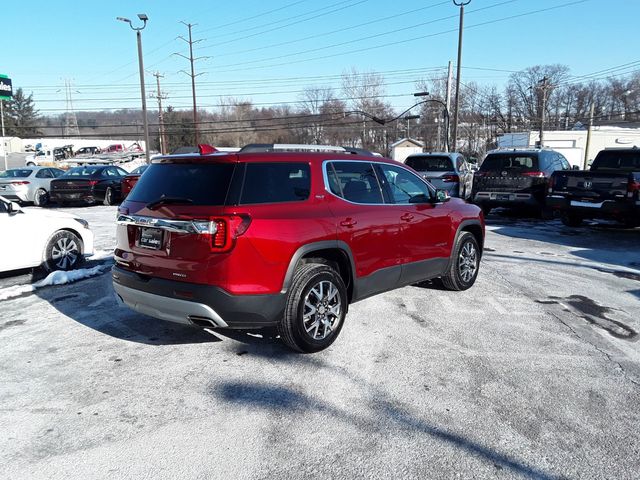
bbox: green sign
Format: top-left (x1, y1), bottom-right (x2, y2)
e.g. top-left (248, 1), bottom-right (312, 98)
top-left (0, 74), bottom-right (12, 100)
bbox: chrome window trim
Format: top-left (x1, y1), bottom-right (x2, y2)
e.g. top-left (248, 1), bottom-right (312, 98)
top-left (321, 159), bottom-right (435, 206)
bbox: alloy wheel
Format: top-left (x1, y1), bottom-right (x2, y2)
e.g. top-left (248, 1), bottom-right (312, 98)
top-left (302, 280), bottom-right (342, 340)
top-left (51, 236), bottom-right (79, 270)
top-left (458, 241), bottom-right (478, 283)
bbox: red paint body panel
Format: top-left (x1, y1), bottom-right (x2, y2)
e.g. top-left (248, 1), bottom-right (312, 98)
top-left (114, 152), bottom-right (484, 297)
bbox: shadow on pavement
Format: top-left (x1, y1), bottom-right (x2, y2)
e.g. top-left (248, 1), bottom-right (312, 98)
top-left (485, 212), bottom-right (640, 272)
top-left (33, 268), bottom-right (221, 345)
top-left (213, 351), bottom-right (558, 480)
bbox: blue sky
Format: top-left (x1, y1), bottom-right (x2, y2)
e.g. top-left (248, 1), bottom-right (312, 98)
top-left (3, 0), bottom-right (638, 115)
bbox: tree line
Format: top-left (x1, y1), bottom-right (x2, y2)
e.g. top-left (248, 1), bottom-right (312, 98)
top-left (3, 64), bottom-right (639, 157)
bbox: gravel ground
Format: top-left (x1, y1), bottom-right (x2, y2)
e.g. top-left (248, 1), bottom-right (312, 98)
top-left (0, 207), bottom-right (639, 479)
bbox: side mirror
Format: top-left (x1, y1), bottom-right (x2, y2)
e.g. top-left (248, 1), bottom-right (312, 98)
top-left (572, 165), bottom-right (580, 170)
top-left (435, 189), bottom-right (450, 203)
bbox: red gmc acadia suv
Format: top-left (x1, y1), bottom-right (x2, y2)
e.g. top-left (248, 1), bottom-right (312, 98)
top-left (112, 147), bottom-right (485, 352)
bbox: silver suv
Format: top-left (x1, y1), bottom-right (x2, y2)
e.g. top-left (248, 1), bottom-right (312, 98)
top-left (404, 152), bottom-right (473, 200)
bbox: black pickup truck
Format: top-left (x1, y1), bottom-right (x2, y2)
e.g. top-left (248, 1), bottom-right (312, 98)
top-left (547, 148), bottom-right (640, 227)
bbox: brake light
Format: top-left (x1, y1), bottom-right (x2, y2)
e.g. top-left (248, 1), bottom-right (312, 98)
top-left (628, 179), bottom-right (640, 197)
top-left (442, 174), bottom-right (460, 183)
top-left (210, 214), bottom-right (251, 252)
top-left (10, 181), bottom-right (30, 185)
top-left (547, 175), bottom-right (555, 193)
top-left (88, 180), bottom-right (99, 186)
top-left (522, 171), bottom-right (545, 178)
top-left (198, 144), bottom-right (218, 155)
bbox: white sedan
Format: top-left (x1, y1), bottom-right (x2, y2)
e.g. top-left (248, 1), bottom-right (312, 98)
top-left (0, 196), bottom-right (95, 273)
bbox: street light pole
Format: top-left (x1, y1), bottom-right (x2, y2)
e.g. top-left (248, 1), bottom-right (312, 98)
top-left (414, 92), bottom-right (450, 152)
top-left (118, 14), bottom-right (151, 164)
top-left (452, 0), bottom-right (470, 153)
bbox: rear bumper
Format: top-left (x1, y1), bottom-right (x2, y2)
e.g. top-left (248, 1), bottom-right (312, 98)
top-left (473, 191), bottom-right (541, 208)
top-left (547, 195), bottom-right (639, 218)
top-left (51, 190), bottom-right (96, 204)
top-left (111, 265), bottom-right (286, 329)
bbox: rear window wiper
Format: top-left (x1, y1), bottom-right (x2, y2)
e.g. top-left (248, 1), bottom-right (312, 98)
top-left (146, 196), bottom-right (194, 210)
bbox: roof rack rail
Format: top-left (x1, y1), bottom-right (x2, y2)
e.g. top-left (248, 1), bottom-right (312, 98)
top-left (239, 143), bottom-right (375, 155)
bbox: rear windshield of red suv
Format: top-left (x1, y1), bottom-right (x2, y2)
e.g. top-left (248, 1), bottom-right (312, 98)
top-left (480, 154), bottom-right (539, 172)
top-left (406, 156), bottom-right (454, 172)
top-left (127, 163), bottom-right (235, 205)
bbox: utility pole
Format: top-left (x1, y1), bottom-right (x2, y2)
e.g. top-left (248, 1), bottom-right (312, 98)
top-left (445, 61), bottom-right (453, 152)
top-left (452, 0), bottom-right (471, 152)
top-left (584, 102), bottom-right (595, 170)
top-left (1, 100), bottom-right (6, 171)
top-left (150, 72), bottom-right (168, 154)
top-left (176, 22), bottom-right (208, 145)
top-left (538, 76), bottom-right (550, 147)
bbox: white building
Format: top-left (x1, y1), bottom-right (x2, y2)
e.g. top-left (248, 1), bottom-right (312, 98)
top-left (497, 127), bottom-right (640, 168)
top-left (390, 138), bottom-right (424, 163)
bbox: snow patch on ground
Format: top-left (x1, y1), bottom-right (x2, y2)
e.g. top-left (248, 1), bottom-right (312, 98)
top-left (88, 249), bottom-right (114, 261)
top-left (0, 265), bottom-right (110, 302)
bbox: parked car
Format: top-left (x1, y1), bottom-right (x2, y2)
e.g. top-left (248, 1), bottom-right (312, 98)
top-left (404, 152), bottom-right (473, 200)
top-left (50, 165), bottom-right (128, 206)
top-left (0, 167), bottom-right (66, 206)
top-left (547, 147), bottom-right (640, 227)
top-left (75, 146), bottom-right (101, 156)
top-left (112, 147), bottom-right (485, 353)
top-left (0, 195), bottom-right (94, 272)
top-left (120, 165), bottom-right (149, 199)
top-left (25, 149), bottom-right (55, 166)
top-left (472, 148), bottom-right (571, 215)
top-left (104, 144), bottom-right (125, 153)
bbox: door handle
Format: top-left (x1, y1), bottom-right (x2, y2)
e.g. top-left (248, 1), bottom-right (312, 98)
top-left (340, 218), bottom-right (357, 228)
top-left (400, 213), bottom-right (414, 221)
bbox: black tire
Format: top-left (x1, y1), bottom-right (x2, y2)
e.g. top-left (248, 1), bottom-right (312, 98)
top-left (561, 212), bottom-right (582, 227)
top-left (43, 230), bottom-right (84, 272)
top-left (540, 206), bottom-right (554, 220)
top-left (278, 263), bottom-right (348, 353)
top-left (481, 205), bottom-right (492, 216)
top-left (26, 162), bottom-right (36, 166)
top-left (103, 187), bottom-right (115, 206)
top-left (441, 231), bottom-right (481, 291)
top-left (33, 188), bottom-right (49, 207)
top-left (621, 217), bottom-right (640, 229)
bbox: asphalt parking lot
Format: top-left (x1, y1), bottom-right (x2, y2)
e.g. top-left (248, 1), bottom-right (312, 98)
top-left (1, 206), bottom-right (639, 479)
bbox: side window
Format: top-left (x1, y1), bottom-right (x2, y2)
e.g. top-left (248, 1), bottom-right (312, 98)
top-left (35, 169), bottom-right (52, 178)
top-left (559, 154), bottom-right (571, 170)
top-left (456, 157), bottom-right (464, 172)
top-left (327, 161), bottom-right (383, 204)
top-left (51, 168), bottom-right (65, 177)
top-left (116, 167), bottom-right (128, 176)
top-left (0, 200), bottom-right (7, 213)
top-left (378, 164), bottom-right (432, 204)
top-left (240, 162), bottom-right (310, 204)
top-left (106, 167), bottom-right (119, 177)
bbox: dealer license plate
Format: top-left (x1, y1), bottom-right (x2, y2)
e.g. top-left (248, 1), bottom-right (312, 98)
top-left (138, 227), bottom-right (163, 249)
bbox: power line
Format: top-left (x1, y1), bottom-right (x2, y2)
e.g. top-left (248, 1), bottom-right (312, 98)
top-left (205, 0), bottom-right (588, 75)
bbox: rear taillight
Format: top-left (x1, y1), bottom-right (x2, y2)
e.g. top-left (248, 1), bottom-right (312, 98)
top-left (88, 180), bottom-right (99, 186)
top-left (521, 171), bottom-right (545, 178)
top-left (442, 174), bottom-right (460, 183)
top-left (209, 214), bottom-right (251, 253)
top-left (10, 181), bottom-right (30, 185)
top-left (628, 179), bottom-right (640, 197)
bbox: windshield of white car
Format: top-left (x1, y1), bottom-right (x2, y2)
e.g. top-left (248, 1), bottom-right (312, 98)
top-left (0, 169), bottom-right (33, 178)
